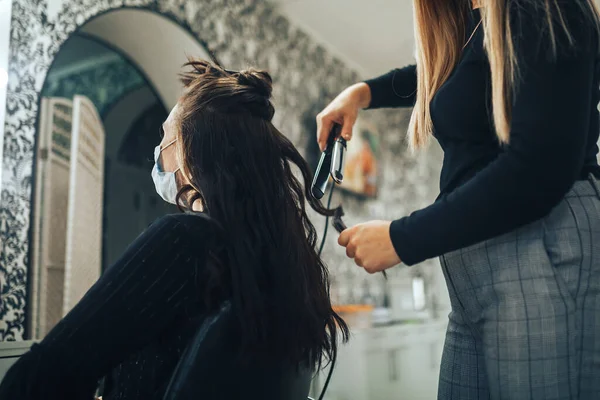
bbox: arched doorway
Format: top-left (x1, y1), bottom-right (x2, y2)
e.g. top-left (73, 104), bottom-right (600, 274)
top-left (1, 6), bottom-right (214, 341)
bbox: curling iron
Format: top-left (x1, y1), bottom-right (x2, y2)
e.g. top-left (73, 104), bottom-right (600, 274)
top-left (311, 124), bottom-right (347, 200)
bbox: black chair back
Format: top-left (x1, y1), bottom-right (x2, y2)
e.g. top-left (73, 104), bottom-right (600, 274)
top-left (163, 302), bottom-right (313, 400)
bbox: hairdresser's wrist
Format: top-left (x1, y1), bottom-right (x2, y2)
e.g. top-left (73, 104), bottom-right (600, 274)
top-left (350, 82), bottom-right (372, 110)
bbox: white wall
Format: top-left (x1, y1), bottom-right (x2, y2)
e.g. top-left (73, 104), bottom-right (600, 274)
top-left (0, 0), bottom-right (12, 196)
top-left (271, 0), bottom-right (415, 78)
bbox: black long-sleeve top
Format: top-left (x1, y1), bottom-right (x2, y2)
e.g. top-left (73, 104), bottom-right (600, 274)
top-left (0, 213), bottom-right (213, 400)
top-left (365, 3), bottom-right (600, 266)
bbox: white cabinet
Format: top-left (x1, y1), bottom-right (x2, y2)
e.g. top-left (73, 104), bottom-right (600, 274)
top-left (400, 342), bottom-right (439, 399)
top-left (368, 334), bottom-right (441, 399)
top-left (366, 348), bottom-right (395, 399)
top-left (313, 321), bottom-right (447, 400)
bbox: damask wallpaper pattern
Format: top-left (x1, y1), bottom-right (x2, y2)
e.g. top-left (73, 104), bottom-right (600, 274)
top-left (0, 0), bottom-right (442, 340)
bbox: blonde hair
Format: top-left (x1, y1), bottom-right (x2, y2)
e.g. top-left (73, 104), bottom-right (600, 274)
top-left (409, 0), bottom-right (600, 150)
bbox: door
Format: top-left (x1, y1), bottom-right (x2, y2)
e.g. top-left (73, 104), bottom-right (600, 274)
top-left (62, 95), bottom-right (105, 315)
top-left (30, 97), bottom-right (74, 338)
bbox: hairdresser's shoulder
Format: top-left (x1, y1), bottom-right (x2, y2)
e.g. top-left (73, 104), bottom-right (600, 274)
top-left (510, 0), bottom-right (597, 55)
top-left (510, 0), bottom-right (595, 25)
top-left (510, 0), bottom-right (588, 11)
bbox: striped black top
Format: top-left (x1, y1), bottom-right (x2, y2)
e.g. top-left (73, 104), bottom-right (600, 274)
top-left (0, 213), bottom-right (212, 400)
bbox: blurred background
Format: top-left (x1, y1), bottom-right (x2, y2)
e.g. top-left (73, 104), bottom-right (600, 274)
top-left (0, 0), bottom-right (598, 399)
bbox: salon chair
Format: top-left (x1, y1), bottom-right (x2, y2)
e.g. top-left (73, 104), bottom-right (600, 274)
top-left (163, 301), bottom-right (315, 400)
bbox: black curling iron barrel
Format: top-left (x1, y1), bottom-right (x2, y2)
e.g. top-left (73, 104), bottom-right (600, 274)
top-left (311, 124), bottom-right (346, 199)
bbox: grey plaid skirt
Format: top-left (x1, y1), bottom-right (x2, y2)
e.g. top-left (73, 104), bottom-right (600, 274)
top-left (438, 175), bottom-right (600, 400)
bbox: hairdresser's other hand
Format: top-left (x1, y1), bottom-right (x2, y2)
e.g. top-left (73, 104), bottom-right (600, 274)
top-left (338, 220), bottom-right (401, 273)
top-left (316, 83), bottom-right (372, 151)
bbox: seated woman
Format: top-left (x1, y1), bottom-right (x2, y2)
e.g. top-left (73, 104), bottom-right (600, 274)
top-left (0, 59), bottom-right (349, 400)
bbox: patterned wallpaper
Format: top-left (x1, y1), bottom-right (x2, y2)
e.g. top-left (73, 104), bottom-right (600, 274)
top-left (0, 0), bottom-right (443, 340)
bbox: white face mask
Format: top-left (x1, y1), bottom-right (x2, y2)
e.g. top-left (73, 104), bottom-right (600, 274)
top-left (151, 144), bottom-right (180, 205)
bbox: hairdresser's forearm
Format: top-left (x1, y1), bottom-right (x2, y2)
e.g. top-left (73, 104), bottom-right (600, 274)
top-left (350, 82), bottom-right (372, 109)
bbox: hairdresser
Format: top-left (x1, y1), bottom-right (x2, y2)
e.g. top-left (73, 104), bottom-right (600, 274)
top-left (0, 59), bottom-right (348, 400)
top-left (317, 0), bottom-right (600, 398)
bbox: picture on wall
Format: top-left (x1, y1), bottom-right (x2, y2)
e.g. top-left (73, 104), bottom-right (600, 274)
top-left (303, 104), bottom-right (380, 199)
top-left (337, 118), bottom-right (380, 198)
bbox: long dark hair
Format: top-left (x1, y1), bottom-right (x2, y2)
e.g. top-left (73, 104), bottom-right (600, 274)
top-left (174, 58), bottom-right (349, 369)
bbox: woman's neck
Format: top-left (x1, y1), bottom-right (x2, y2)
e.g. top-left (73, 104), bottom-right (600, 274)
top-left (472, 0), bottom-right (482, 9)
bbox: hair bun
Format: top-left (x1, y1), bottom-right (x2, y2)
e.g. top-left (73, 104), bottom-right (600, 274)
top-left (237, 69), bottom-right (273, 100)
top-left (235, 69), bottom-right (274, 121)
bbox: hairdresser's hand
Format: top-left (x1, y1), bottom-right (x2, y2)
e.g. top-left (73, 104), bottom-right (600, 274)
top-left (316, 83), bottom-right (372, 151)
top-left (338, 220), bottom-right (401, 273)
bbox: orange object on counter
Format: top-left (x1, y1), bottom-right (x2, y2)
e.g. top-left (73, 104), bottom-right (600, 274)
top-left (333, 304), bottom-right (374, 329)
top-left (333, 304), bottom-right (374, 314)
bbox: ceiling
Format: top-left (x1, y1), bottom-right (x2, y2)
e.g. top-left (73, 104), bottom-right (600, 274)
top-left (82, 9), bottom-right (211, 109)
top-left (272, 0), bottom-right (600, 79)
top-left (270, 0), bottom-right (416, 79)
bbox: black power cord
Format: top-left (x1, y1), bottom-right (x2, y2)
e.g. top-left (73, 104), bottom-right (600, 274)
top-left (316, 183), bottom-right (336, 400)
top-left (317, 182), bottom-right (336, 256)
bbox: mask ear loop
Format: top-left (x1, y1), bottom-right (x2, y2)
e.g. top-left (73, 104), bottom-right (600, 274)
top-left (156, 138), bottom-right (179, 172)
top-left (160, 138), bottom-right (178, 151)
